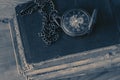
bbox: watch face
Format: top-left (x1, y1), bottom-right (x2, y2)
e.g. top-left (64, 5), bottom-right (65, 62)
top-left (61, 9), bottom-right (90, 36)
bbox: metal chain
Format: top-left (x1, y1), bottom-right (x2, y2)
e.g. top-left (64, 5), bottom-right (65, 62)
top-left (40, 11), bottom-right (60, 45)
top-left (35, 0), bottom-right (61, 45)
top-left (20, 0), bottom-right (61, 45)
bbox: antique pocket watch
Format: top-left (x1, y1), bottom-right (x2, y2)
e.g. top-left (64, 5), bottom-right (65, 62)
top-left (61, 9), bottom-right (97, 37)
top-left (20, 0), bottom-right (97, 45)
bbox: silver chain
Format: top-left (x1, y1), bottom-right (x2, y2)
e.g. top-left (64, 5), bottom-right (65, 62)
top-left (20, 0), bottom-right (61, 45)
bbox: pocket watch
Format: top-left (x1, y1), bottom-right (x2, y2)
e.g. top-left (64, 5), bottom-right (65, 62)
top-left (61, 9), bottom-right (97, 37)
top-left (20, 0), bottom-right (97, 45)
